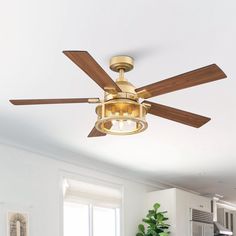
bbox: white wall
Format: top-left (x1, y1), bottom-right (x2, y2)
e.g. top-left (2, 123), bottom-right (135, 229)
top-left (0, 143), bottom-right (159, 236)
top-left (146, 188), bottom-right (177, 235)
top-left (146, 188), bottom-right (211, 236)
top-left (175, 189), bottom-right (211, 236)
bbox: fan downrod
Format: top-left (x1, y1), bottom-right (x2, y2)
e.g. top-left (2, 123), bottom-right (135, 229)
top-left (109, 56), bottom-right (134, 73)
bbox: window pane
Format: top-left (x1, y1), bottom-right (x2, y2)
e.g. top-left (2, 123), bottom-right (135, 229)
top-left (93, 206), bottom-right (117, 236)
top-left (64, 202), bottom-right (89, 236)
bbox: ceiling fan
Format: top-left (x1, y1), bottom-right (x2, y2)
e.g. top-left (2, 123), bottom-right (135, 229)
top-left (10, 51), bottom-right (227, 137)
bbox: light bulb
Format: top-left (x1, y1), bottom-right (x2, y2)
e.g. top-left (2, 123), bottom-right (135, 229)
top-left (119, 120), bottom-right (124, 130)
top-left (112, 119), bottom-right (117, 125)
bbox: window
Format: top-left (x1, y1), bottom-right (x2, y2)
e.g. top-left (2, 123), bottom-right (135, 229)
top-left (64, 203), bottom-right (89, 236)
top-left (63, 178), bottom-right (122, 236)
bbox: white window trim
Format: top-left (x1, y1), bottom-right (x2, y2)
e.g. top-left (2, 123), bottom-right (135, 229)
top-left (89, 204), bottom-right (93, 236)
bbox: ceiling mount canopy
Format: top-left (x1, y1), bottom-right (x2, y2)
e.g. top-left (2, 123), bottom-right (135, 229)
top-left (10, 50), bottom-right (227, 137)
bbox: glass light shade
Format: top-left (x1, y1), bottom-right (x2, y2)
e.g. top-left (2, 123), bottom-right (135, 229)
top-left (95, 99), bottom-right (148, 135)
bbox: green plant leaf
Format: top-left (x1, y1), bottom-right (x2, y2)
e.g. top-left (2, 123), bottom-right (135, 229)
top-left (138, 224), bottom-right (145, 233)
top-left (137, 202), bottom-right (170, 236)
top-left (157, 213), bottom-right (164, 220)
top-left (159, 233), bottom-right (169, 236)
top-left (136, 233), bottom-right (144, 236)
top-left (159, 211), bottom-right (167, 214)
top-left (147, 212), bottom-right (155, 218)
top-left (147, 210), bottom-right (155, 217)
top-left (143, 219), bottom-right (156, 227)
top-left (153, 203), bottom-right (160, 210)
top-left (150, 229), bottom-right (158, 236)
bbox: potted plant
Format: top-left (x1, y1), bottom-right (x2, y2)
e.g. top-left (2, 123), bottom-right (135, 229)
top-left (136, 203), bottom-right (170, 236)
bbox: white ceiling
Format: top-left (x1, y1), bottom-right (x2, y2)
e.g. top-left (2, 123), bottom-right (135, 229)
top-left (1, 0), bottom-right (236, 202)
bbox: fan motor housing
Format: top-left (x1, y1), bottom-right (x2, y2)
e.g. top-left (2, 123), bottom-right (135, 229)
top-left (105, 80), bottom-right (138, 101)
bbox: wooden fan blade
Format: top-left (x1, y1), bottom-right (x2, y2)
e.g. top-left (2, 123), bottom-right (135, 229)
top-left (87, 122), bottom-right (112, 137)
top-left (10, 98), bottom-right (100, 105)
top-left (143, 100), bottom-right (211, 128)
top-left (63, 51), bottom-right (121, 93)
top-left (136, 64), bottom-right (227, 98)
top-left (88, 127), bottom-right (107, 137)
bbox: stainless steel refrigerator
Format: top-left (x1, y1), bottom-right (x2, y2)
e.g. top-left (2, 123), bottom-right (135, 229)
top-left (191, 221), bottom-right (214, 236)
top-left (190, 209), bottom-right (214, 236)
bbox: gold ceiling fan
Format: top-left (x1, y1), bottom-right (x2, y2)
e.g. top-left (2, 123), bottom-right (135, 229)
top-left (10, 51), bottom-right (227, 137)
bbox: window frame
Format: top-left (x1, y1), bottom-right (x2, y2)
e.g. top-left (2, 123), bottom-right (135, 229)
top-left (64, 201), bottom-right (120, 236)
top-left (60, 171), bottom-right (124, 236)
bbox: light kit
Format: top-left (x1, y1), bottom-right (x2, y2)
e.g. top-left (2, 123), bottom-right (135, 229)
top-left (95, 99), bottom-right (148, 135)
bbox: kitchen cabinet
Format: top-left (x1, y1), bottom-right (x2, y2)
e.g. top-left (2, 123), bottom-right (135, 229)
top-left (145, 188), bottom-right (212, 236)
top-left (217, 208), bottom-right (236, 235)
